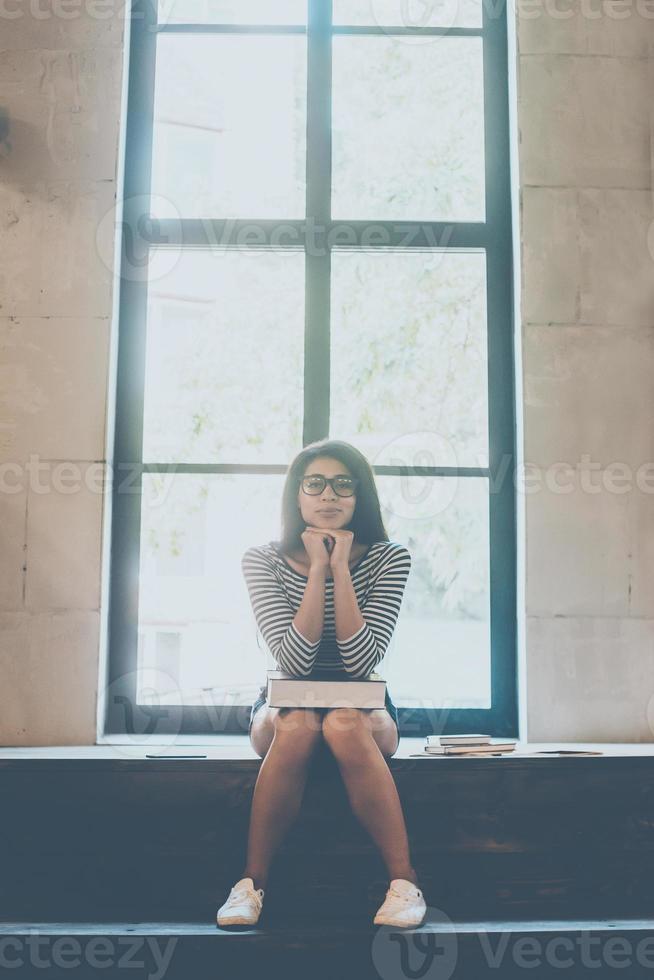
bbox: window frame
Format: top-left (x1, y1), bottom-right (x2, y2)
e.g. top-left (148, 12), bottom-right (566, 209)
top-left (105, 0), bottom-right (517, 738)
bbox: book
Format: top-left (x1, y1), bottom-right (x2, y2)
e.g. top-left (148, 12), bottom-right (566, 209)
top-left (427, 733), bottom-right (491, 746)
top-left (424, 740), bottom-right (517, 755)
top-left (266, 669), bottom-right (386, 709)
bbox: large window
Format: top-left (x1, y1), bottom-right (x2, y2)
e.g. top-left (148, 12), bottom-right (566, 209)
top-left (105, 0), bottom-right (517, 738)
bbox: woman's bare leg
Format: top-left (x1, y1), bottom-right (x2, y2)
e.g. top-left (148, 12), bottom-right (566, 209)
top-left (321, 707), bottom-right (418, 885)
top-left (242, 706), bottom-right (324, 891)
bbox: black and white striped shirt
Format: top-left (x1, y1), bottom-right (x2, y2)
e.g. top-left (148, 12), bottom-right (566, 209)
top-left (241, 540), bottom-right (412, 679)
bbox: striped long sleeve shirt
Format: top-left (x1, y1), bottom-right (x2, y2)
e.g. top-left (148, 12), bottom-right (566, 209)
top-left (241, 540), bottom-right (412, 679)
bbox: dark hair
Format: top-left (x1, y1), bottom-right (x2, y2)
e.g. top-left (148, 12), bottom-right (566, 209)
top-left (273, 439), bottom-right (389, 554)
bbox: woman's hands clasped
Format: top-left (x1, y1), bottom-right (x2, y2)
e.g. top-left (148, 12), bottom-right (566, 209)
top-left (301, 526), bottom-right (354, 572)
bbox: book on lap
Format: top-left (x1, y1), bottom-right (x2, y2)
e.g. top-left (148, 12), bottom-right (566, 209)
top-left (266, 669), bottom-right (386, 709)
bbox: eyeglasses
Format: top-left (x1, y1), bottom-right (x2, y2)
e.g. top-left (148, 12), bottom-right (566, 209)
top-left (300, 474), bottom-right (358, 497)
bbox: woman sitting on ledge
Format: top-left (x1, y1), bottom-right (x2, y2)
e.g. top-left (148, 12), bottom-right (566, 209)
top-left (216, 437), bottom-right (427, 930)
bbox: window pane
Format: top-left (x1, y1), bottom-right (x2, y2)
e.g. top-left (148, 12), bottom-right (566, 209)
top-left (330, 249), bottom-right (488, 468)
top-left (377, 474), bottom-right (491, 710)
top-left (333, 0), bottom-right (482, 29)
top-left (142, 249), bottom-right (305, 464)
top-left (151, 35), bottom-right (307, 219)
top-left (137, 473), bottom-right (286, 710)
top-left (136, 472), bottom-right (490, 711)
top-left (332, 36), bottom-right (485, 221)
top-left (159, 0), bottom-right (307, 24)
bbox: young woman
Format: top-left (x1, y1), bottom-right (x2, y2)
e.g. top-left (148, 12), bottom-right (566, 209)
top-left (216, 439), bottom-right (426, 929)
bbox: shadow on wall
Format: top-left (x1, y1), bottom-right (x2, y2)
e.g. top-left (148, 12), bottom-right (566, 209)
top-left (0, 107), bottom-right (60, 190)
top-left (0, 106), bottom-right (8, 146)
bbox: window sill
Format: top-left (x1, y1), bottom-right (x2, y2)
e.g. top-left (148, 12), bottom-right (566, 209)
top-left (1, 739), bottom-right (654, 767)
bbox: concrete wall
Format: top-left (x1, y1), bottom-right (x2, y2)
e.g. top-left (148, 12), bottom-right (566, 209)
top-left (517, 0), bottom-right (654, 738)
top-left (0, 2), bottom-right (652, 744)
top-left (0, 11), bottom-right (124, 742)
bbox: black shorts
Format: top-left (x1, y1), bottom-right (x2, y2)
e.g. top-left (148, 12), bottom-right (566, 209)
top-left (248, 683), bottom-right (400, 738)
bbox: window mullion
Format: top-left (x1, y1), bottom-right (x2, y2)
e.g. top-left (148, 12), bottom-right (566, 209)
top-left (303, 0), bottom-right (333, 444)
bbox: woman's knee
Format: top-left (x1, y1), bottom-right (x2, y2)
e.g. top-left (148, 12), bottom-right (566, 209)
top-left (321, 707), bottom-right (369, 747)
top-left (272, 708), bottom-right (325, 750)
top-left (322, 707), bottom-right (398, 760)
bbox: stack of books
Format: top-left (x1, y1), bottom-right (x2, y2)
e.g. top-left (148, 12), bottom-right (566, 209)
top-left (266, 669), bottom-right (386, 709)
top-left (423, 733), bottom-right (517, 756)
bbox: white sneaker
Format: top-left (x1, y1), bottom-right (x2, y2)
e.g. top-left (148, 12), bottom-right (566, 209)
top-left (373, 878), bottom-right (426, 928)
top-left (216, 877), bottom-right (265, 926)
